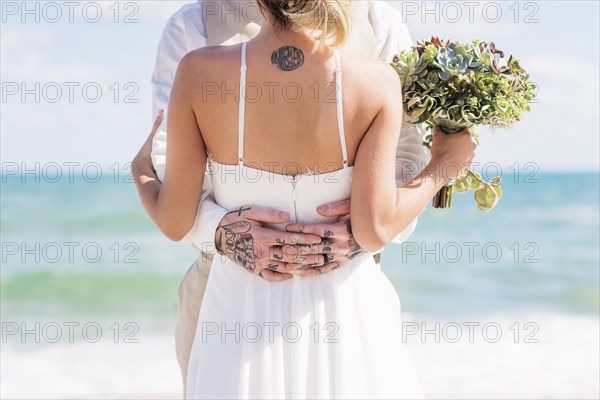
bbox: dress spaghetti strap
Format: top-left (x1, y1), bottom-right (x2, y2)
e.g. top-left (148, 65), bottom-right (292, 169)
top-left (238, 42), bottom-right (248, 166)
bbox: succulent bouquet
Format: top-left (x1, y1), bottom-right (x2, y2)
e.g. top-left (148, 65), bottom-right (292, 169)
top-left (391, 38), bottom-right (536, 210)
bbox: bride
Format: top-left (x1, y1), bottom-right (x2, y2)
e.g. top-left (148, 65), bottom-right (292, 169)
top-left (134, 0), bottom-right (475, 398)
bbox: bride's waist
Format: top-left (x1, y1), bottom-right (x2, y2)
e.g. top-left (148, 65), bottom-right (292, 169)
top-left (210, 178), bottom-right (352, 226)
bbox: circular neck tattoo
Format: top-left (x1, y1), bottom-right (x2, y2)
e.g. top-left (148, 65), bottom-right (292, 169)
top-left (271, 46), bottom-right (304, 72)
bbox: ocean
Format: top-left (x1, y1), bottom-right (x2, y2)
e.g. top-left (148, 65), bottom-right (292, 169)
top-left (1, 172), bottom-right (599, 398)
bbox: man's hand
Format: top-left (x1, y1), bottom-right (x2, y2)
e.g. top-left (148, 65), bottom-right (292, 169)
top-left (132, 111), bottom-right (164, 220)
top-left (214, 206), bottom-right (323, 282)
top-left (132, 110), bottom-right (163, 183)
top-left (284, 199), bottom-right (367, 276)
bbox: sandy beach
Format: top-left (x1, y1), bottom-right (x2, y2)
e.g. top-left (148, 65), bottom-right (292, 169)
top-left (2, 313), bottom-right (598, 399)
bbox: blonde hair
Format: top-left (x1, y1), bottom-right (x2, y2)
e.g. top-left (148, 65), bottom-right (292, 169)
top-left (256, 0), bottom-right (352, 48)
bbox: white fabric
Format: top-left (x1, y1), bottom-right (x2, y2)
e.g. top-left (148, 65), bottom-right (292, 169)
top-left (150, 1), bottom-right (429, 252)
top-left (333, 49), bottom-right (350, 167)
top-left (238, 42), bottom-right (248, 166)
top-left (186, 44), bottom-right (423, 399)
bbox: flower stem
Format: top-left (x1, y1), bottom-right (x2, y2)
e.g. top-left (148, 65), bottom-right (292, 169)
top-left (467, 169), bottom-right (488, 186)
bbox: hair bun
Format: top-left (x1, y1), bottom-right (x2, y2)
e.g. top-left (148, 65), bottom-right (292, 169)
top-left (256, 0), bottom-right (352, 48)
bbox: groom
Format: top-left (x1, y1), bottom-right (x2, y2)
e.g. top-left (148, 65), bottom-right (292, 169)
top-left (135, 0), bottom-right (428, 390)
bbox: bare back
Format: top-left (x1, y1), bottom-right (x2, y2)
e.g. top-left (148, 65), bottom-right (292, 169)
top-left (184, 37), bottom-right (393, 175)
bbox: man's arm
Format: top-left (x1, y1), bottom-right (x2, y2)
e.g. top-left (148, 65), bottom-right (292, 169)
top-left (149, 6), bottom-right (231, 252)
top-left (151, 7), bottom-right (204, 181)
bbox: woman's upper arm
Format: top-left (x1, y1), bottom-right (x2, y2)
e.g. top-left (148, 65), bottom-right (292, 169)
top-left (158, 53), bottom-right (207, 240)
top-left (350, 66), bottom-right (403, 251)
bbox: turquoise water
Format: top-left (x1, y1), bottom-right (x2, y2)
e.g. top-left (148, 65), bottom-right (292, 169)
top-left (1, 173), bottom-right (598, 325)
top-left (386, 173), bottom-right (600, 316)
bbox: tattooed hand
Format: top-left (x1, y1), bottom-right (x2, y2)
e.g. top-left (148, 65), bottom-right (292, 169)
top-left (214, 206), bottom-right (322, 282)
top-left (284, 199), bottom-right (367, 277)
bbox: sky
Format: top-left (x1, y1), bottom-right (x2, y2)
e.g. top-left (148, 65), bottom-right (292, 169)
top-left (1, 0), bottom-right (599, 173)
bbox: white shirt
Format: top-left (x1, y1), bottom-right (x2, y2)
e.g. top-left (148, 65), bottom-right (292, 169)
top-left (151, 0), bottom-right (429, 252)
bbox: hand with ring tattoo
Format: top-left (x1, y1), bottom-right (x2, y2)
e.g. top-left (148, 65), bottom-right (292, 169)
top-left (284, 199), bottom-right (367, 277)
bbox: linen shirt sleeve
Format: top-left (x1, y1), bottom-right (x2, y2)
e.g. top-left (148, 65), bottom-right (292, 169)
top-left (150, 4), bottom-right (228, 252)
top-left (369, 1), bottom-right (431, 244)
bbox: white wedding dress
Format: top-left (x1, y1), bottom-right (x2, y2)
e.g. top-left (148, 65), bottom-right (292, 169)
top-left (186, 43), bottom-right (424, 399)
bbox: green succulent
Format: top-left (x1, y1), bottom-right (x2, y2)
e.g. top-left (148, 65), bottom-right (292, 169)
top-left (421, 44), bottom-right (438, 63)
top-left (392, 51), bottom-right (427, 92)
top-left (416, 70), bottom-right (441, 91)
top-left (434, 44), bottom-right (475, 81)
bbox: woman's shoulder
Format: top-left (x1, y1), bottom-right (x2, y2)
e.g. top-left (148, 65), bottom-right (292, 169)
top-left (185, 43), bottom-right (241, 60)
top-left (341, 53), bottom-right (401, 107)
top-left (177, 44), bottom-right (242, 80)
